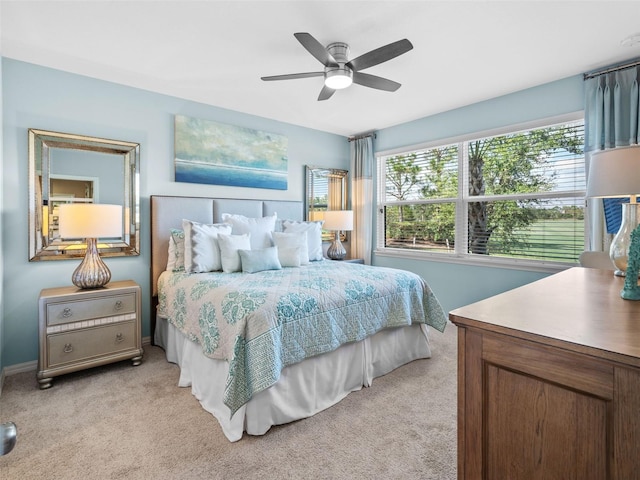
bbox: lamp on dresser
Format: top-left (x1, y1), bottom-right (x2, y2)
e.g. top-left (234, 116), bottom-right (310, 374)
top-left (322, 210), bottom-right (353, 260)
top-left (586, 145), bottom-right (640, 277)
top-left (58, 203), bottom-right (123, 289)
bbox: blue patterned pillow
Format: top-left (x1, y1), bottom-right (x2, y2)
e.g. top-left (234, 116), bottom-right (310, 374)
top-left (166, 228), bottom-right (185, 271)
top-left (239, 246), bottom-right (282, 274)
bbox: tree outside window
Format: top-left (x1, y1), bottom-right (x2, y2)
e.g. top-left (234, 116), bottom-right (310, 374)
top-left (378, 118), bottom-right (585, 265)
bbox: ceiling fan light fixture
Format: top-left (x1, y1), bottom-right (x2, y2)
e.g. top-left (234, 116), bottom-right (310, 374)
top-left (262, 34), bottom-right (412, 100)
top-left (324, 66), bottom-right (353, 90)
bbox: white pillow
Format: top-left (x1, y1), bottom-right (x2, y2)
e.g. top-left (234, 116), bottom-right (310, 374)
top-left (217, 233), bottom-right (251, 273)
top-left (239, 246), bottom-right (282, 273)
top-left (182, 219), bottom-right (232, 273)
top-left (166, 228), bottom-right (185, 271)
top-left (221, 213), bottom-right (277, 250)
top-left (277, 246), bottom-right (302, 268)
top-left (282, 220), bottom-right (324, 261)
top-left (272, 231), bottom-right (309, 265)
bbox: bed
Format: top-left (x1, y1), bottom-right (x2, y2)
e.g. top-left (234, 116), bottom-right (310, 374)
top-left (150, 195), bottom-right (447, 442)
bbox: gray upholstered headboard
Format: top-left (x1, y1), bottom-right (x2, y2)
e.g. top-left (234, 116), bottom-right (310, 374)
top-left (150, 195), bottom-right (303, 298)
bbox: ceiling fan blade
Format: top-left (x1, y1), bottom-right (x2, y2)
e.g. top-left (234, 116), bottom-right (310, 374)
top-left (261, 72), bottom-right (324, 81)
top-left (347, 39), bottom-right (413, 72)
top-left (294, 32), bottom-right (337, 67)
top-left (352, 72), bottom-right (401, 92)
top-left (317, 85), bottom-right (335, 101)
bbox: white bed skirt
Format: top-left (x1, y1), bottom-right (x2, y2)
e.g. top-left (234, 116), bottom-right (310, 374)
top-left (155, 317), bottom-right (432, 442)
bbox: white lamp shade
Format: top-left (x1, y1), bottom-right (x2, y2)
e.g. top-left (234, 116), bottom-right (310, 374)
top-left (58, 204), bottom-right (123, 239)
top-left (322, 210), bottom-right (353, 231)
top-left (587, 146), bottom-right (640, 198)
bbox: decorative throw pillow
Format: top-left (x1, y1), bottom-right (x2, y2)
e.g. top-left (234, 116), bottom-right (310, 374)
top-left (277, 246), bottom-right (302, 268)
top-left (239, 246), bottom-right (282, 274)
top-left (221, 213), bottom-right (277, 250)
top-left (217, 233), bottom-right (251, 273)
top-left (282, 220), bottom-right (324, 261)
top-left (272, 231), bottom-right (309, 265)
top-left (182, 219), bottom-right (232, 273)
top-left (166, 228), bottom-right (185, 271)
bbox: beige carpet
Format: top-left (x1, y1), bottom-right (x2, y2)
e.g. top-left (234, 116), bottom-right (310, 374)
top-left (0, 324), bottom-right (457, 480)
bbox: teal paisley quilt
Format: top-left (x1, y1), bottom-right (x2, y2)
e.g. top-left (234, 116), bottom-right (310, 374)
top-left (157, 261), bottom-right (447, 416)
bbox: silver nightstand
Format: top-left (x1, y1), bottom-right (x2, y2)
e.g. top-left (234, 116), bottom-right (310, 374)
top-left (37, 280), bottom-right (143, 389)
top-left (328, 258), bottom-right (364, 264)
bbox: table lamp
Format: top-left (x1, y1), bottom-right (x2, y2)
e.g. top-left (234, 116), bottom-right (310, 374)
top-left (323, 210), bottom-right (353, 260)
top-left (586, 145), bottom-right (640, 277)
top-left (58, 204), bottom-right (123, 289)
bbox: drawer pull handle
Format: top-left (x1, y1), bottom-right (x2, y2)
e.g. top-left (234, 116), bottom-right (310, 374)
top-left (62, 308), bottom-right (73, 318)
top-left (114, 301), bottom-right (123, 311)
top-left (115, 333), bottom-right (124, 343)
top-left (63, 343), bottom-right (73, 353)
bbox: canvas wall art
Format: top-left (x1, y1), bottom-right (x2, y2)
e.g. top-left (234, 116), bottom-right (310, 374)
top-left (174, 115), bottom-right (288, 190)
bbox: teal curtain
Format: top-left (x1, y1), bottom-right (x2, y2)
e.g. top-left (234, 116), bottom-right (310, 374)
top-left (350, 136), bottom-right (374, 264)
top-left (585, 65), bottom-right (639, 151)
top-left (584, 65), bottom-right (640, 238)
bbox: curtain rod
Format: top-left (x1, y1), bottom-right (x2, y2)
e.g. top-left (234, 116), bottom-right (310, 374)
top-left (583, 57), bottom-right (640, 80)
top-left (348, 132), bottom-right (376, 142)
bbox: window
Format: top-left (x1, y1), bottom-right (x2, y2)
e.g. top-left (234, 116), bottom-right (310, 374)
top-left (377, 115), bottom-right (585, 268)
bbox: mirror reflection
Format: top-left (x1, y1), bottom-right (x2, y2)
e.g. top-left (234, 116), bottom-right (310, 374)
top-left (306, 166), bottom-right (348, 241)
top-left (29, 129), bottom-right (140, 261)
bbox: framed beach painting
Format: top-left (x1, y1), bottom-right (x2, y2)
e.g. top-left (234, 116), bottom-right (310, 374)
top-left (174, 115), bottom-right (288, 190)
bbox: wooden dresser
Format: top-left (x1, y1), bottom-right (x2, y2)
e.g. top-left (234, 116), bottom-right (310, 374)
top-left (449, 267), bottom-right (640, 479)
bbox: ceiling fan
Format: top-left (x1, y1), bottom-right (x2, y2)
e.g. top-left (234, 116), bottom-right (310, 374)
top-left (261, 32), bottom-right (413, 101)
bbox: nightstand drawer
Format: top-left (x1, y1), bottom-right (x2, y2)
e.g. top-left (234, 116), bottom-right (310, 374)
top-left (47, 293), bottom-right (136, 326)
top-left (48, 321), bottom-right (136, 367)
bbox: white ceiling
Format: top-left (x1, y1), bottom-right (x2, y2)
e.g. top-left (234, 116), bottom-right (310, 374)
top-left (2, 1), bottom-right (640, 137)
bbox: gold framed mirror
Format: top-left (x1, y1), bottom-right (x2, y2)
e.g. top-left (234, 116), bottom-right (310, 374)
top-left (28, 129), bottom-right (140, 261)
top-left (306, 166), bottom-right (348, 241)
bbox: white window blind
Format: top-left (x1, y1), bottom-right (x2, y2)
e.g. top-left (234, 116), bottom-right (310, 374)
top-left (377, 116), bottom-right (585, 267)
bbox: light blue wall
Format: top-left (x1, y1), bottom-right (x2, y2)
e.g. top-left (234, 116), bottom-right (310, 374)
top-left (1, 57), bottom-right (586, 369)
top-left (1, 58), bottom-right (349, 368)
top-left (372, 75), bottom-right (585, 315)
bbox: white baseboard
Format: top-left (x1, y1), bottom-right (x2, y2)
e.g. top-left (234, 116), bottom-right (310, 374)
top-left (0, 359), bottom-right (37, 396)
top-left (3, 359), bottom-right (38, 376)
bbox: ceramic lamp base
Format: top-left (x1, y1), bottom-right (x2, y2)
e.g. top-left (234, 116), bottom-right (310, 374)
top-left (611, 202), bottom-right (640, 277)
top-left (72, 238), bottom-right (111, 289)
top-left (327, 232), bottom-right (346, 260)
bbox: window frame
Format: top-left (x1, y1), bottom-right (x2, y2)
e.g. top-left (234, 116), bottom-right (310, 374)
top-left (375, 112), bottom-right (587, 273)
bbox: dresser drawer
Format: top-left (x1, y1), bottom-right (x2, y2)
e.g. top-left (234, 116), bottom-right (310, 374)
top-left (47, 321), bottom-right (136, 367)
top-left (46, 293), bottom-right (136, 326)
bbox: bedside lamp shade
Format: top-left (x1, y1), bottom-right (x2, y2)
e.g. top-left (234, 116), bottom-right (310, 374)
top-left (58, 204), bottom-right (123, 289)
top-left (323, 210), bottom-right (353, 260)
top-left (322, 210), bottom-right (353, 232)
top-left (586, 145), bottom-right (640, 277)
top-left (58, 204), bottom-right (122, 239)
top-left (586, 146), bottom-right (640, 199)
